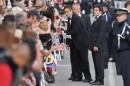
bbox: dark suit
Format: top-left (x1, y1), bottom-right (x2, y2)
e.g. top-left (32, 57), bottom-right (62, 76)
top-left (80, 14), bottom-right (92, 80)
top-left (90, 15), bottom-right (107, 82)
top-left (66, 15), bottom-right (76, 78)
top-left (81, 14), bottom-right (91, 35)
top-left (66, 13), bottom-right (88, 50)
top-left (66, 13), bottom-right (90, 79)
top-left (102, 11), bottom-right (112, 68)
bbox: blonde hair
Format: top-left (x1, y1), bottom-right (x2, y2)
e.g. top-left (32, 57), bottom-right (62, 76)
top-left (11, 6), bottom-right (24, 15)
top-left (39, 20), bottom-right (48, 31)
top-left (35, 0), bottom-right (46, 9)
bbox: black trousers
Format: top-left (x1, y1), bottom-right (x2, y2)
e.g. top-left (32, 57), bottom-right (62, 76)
top-left (92, 50), bottom-right (104, 81)
top-left (118, 50), bottom-right (130, 86)
top-left (112, 47), bottom-right (121, 75)
top-left (71, 42), bottom-right (91, 80)
top-left (79, 48), bottom-right (91, 80)
top-left (103, 38), bottom-right (109, 67)
top-left (70, 46), bottom-right (76, 77)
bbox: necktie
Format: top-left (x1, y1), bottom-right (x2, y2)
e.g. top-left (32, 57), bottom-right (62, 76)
top-left (68, 17), bottom-right (71, 28)
top-left (95, 16), bottom-right (98, 19)
top-left (93, 16), bottom-right (98, 22)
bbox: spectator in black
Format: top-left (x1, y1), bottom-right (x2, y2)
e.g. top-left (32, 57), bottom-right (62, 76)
top-left (40, 0), bottom-right (55, 22)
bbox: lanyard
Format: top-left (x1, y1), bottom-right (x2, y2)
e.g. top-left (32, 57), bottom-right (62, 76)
top-left (103, 13), bottom-right (108, 22)
top-left (117, 22), bottom-right (130, 49)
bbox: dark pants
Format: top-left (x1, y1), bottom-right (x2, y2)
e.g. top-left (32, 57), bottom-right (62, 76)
top-left (112, 47), bottom-right (121, 75)
top-left (103, 38), bottom-right (109, 67)
top-left (70, 46), bottom-right (76, 77)
top-left (70, 42), bottom-right (91, 80)
top-left (118, 50), bottom-right (130, 86)
top-left (92, 50), bottom-right (104, 82)
top-left (34, 72), bottom-right (41, 86)
top-left (80, 48), bottom-right (91, 80)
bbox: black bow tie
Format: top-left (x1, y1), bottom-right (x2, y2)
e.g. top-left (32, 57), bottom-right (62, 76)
top-left (95, 16), bottom-right (98, 19)
top-left (68, 17), bottom-right (71, 20)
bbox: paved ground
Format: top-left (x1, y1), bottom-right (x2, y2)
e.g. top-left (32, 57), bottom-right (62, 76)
top-left (46, 51), bottom-right (123, 86)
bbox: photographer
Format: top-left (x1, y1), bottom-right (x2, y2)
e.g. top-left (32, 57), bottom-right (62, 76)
top-left (40, 0), bottom-right (55, 21)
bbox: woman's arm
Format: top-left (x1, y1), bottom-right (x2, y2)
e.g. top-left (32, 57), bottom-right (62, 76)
top-left (40, 46), bottom-right (57, 57)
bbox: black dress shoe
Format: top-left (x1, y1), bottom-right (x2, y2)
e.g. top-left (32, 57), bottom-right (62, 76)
top-left (83, 79), bottom-right (93, 83)
top-left (90, 81), bottom-right (104, 85)
top-left (72, 78), bottom-right (82, 81)
top-left (68, 76), bottom-right (76, 80)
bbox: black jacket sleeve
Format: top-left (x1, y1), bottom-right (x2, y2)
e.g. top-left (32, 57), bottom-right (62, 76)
top-left (86, 15), bottom-right (91, 34)
top-left (66, 16), bottom-right (80, 35)
top-left (95, 17), bottom-right (107, 48)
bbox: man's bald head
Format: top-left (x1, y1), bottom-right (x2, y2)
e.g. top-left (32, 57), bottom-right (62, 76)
top-left (72, 3), bottom-right (81, 15)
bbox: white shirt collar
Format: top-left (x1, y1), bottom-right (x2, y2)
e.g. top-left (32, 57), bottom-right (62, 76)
top-left (96, 14), bottom-right (102, 19)
top-left (78, 13), bottom-right (81, 17)
top-left (69, 14), bottom-right (73, 19)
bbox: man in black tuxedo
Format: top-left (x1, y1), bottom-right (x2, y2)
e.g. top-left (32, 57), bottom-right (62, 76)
top-left (64, 5), bottom-right (89, 81)
top-left (72, 3), bottom-right (92, 83)
top-left (89, 4), bottom-right (107, 85)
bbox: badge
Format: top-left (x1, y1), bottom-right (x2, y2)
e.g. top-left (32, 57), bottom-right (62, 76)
top-left (126, 31), bottom-right (129, 35)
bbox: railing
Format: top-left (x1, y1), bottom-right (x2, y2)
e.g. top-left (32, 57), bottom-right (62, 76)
top-left (114, 0), bottom-right (127, 8)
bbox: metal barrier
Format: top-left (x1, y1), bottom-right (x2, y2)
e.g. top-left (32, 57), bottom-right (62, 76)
top-left (114, 1), bottom-right (127, 8)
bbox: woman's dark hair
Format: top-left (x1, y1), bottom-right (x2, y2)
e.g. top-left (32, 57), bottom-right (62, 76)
top-left (39, 34), bottom-right (52, 50)
top-left (3, 15), bottom-right (15, 24)
top-left (93, 4), bottom-right (103, 12)
top-left (64, 5), bottom-right (72, 11)
top-left (39, 34), bottom-right (52, 43)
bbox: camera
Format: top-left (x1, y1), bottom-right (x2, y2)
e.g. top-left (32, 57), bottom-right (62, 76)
top-left (24, 0), bottom-right (29, 7)
top-left (46, 0), bottom-right (51, 6)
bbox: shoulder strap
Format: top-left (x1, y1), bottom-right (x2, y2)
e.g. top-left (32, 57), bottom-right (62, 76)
top-left (112, 20), bottom-right (115, 29)
top-left (118, 22), bottom-right (130, 39)
top-left (125, 22), bottom-right (130, 29)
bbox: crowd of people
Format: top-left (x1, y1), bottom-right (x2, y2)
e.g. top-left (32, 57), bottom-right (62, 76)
top-left (0, 0), bottom-right (130, 86)
top-left (0, 0), bottom-right (67, 86)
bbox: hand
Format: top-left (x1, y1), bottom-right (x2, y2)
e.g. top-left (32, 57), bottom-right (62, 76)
top-left (93, 46), bottom-right (99, 52)
top-left (57, 30), bottom-right (62, 35)
top-left (41, 16), bottom-right (48, 21)
top-left (51, 46), bottom-right (59, 51)
top-left (24, 9), bottom-right (30, 12)
top-left (54, 23), bottom-right (59, 29)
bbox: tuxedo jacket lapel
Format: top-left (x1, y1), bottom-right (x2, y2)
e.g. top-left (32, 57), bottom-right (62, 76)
top-left (92, 16), bottom-right (101, 25)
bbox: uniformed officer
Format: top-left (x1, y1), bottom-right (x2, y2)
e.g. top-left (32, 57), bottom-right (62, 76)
top-left (112, 8), bottom-right (130, 86)
top-left (102, 2), bottom-right (112, 69)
